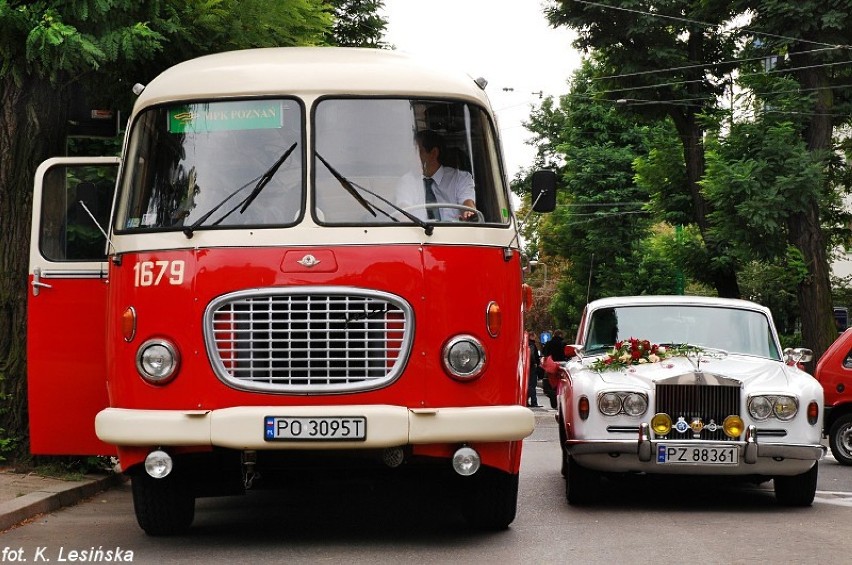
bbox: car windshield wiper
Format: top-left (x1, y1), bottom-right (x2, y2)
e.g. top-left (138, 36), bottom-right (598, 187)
top-left (314, 152), bottom-right (434, 236)
top-left (183, 142), bottom-right (297, 238)
top-left (583, 344), bottom-right (613, 355)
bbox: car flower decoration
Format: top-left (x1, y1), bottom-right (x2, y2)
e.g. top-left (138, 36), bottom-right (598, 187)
top-left (591, 338), bottom-right (700, 371)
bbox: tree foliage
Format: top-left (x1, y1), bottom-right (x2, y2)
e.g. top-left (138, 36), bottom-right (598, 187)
top-left (537, 0), bottom-right (852, 362)
top-left (324, 0), bottom-right (387, 47)
top-left (517, 60), bottom-right (684, 329)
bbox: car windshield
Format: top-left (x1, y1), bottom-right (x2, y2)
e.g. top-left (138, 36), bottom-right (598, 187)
top-left (584, 305), bottom-right (781, 361)
top-left (115, 99), bottom-right (304, 232)
top-left (313, 98), bottom-right (510, 225)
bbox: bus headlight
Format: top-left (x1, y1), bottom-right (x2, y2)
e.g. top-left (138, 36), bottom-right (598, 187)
top-left (442, 335), bottom-right (486, 381)
top-left (136, 339), bottom-right (180, 385)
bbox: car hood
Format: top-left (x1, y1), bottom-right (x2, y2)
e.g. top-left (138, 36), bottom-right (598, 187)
top-left (582, 354), bottom-right (795, 389)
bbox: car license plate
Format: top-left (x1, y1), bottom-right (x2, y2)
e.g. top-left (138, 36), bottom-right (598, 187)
top-left (264, 416), bottom-right (367, 441)
top-left (657, 444), bottom-right (738, 465)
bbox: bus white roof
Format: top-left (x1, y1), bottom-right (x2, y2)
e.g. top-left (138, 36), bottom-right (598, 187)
top-left (133, 47), bottom-right (491, 111)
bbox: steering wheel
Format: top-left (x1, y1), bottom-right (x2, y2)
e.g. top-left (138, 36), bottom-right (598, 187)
top-left (401, 203), bottom-right (484, 223)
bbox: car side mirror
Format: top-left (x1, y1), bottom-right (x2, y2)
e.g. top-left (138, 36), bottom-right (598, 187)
top-left (565, 344), bottom-right (582, 358)
top-left (531, 170), bottom-right (557, 213)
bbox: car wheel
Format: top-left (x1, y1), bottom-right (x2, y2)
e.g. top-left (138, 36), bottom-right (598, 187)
top-left (459, 467), bottom-right (519, 530)
top-left (829, 414), bottom-right (852, 465)
top-left (557, 415), bottom-right (569, 477)
top-left (773, 462), bottom-right (818, 507)
top-left (564, 455), bottom-right (599, 506)
top-left (131, 472), bottom-right (195, 536)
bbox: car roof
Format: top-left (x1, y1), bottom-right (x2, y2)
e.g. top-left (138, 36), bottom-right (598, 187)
top-left (133, 47), bottom-right (491, 111)
top-left (585, 295), bottom-right (772, 315)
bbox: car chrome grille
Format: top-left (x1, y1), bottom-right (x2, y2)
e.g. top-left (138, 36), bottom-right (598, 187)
top-left (204, 287), bottom-right (413, 393)
top-left (654, 378), bottom-right (742, 441)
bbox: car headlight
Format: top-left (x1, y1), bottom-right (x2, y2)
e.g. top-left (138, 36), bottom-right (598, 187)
top-left (597, 391), bottom-right (648, 416)
top-left (136, 338), bottom-right (180, 385)
top-left (623, 393), bottom-right (648, 416)
top-left (772, 395), bottom-right (798, 421)
top-left (442, 334), bottom-right (486, 381)
top-left (748, 395), bottom-right (799, 421)
top-left (598, 392), bottom-right (622, 416)
top-left (748, 395), bottom-right (773, 420)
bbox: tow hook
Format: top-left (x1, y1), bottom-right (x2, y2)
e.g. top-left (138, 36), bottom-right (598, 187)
top-left (242, 450), bottom-right (258, 489)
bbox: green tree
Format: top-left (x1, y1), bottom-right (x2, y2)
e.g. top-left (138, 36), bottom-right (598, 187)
top-left (544, 0), bottom-right (852, 362)
top-left (517, 60), bottom-right (681, 328)
top-left (325, 0), bottom-right (387, 47)
top-left (545, 0), bottom-right (742, 298)
top-left (0, 0), bottom-right (334, 458)
top-left (726, 0), bottom-right (852, 362)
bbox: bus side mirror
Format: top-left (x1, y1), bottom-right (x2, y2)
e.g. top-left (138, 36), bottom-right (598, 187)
top-left (531, 170), bottom-right (557, 213)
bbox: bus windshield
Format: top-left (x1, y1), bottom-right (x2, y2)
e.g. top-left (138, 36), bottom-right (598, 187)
top-left (115, 97), bottom-right (510, 232)
top-left (313, 98), bottom-right (510, 226)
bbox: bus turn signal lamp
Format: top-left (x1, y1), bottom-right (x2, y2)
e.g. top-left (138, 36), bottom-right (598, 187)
top-left (486, 301), bottom-right (501, 337)
top-left (122, 306), bottom-right (137, 342)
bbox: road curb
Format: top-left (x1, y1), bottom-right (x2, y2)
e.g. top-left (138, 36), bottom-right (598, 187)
top-left (0, 473), bottom-right (124, 531)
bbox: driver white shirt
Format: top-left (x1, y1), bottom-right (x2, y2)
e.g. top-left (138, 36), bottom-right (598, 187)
top-left (396, 165), bottom-right (476, 221)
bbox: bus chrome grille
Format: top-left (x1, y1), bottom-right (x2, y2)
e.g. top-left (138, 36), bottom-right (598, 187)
top-left (204, 287), bottom-right (413, 393)
top-left (654, 378), bottom-right (742, 441)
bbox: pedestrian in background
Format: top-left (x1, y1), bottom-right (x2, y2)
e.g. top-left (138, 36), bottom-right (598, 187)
top-left (527, 331), bottom-right (541, 407)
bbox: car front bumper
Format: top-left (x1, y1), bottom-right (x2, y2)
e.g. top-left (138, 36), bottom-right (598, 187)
top-left (567, 423), bottom-right (825, 476)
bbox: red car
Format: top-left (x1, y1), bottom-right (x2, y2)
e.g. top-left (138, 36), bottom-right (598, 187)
top-left (815, 328), bottom-right (852, 464)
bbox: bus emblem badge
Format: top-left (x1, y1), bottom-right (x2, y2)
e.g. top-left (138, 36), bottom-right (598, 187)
top-left (297, 254), bottom-right (321, 268)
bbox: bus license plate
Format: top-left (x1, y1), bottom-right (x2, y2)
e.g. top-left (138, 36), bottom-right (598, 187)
top-left (264, 416), bottom-right (367, 441)
top-left (657, 444), bottom-right (738, 465)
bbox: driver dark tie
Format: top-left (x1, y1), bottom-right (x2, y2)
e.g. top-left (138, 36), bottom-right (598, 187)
top-left (423, 177), bottom-right (439, 220)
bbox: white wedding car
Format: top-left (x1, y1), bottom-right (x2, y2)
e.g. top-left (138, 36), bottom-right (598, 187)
top-left (555, 296), bottom-right (825, 506)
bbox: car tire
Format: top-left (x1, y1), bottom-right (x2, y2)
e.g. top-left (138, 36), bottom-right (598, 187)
top-left (564, 455), bottom-right (599, 506)
top-left (459, 467), bottom-right (519, 530)
top-left (773, 462), bottom-right (818, 507)
top-left (131, 472), bottom-right (195, 536)
top-left (829, 414), bottom-right (852, 465)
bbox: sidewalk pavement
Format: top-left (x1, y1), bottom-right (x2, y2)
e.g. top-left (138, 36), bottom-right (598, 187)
top-left (0, 469), bottom-right (124, 532)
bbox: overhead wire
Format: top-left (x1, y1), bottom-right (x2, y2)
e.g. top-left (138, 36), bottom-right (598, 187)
top-left (572, 0), bottom-right (852, 51)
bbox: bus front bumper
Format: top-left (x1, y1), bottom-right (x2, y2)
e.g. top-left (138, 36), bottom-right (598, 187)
top-left (95, 405), bottom-right (535, 449)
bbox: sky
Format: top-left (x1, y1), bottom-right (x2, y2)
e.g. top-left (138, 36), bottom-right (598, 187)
top-left (379, 0), bottom-right (581, 180)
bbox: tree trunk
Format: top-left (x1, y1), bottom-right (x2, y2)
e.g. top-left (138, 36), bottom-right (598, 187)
top-left (0, 74), bottom-right (68, 458)
top-left (669, 108), bottom-right (741, 299)
top-left (789, 62), bottom-right (837, 365)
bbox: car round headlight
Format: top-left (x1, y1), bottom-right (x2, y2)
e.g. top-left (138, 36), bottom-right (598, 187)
top-left (748, 396), bottom-right (773, 420)
top-left (651, 413), bottom-right (672, 435)
top-left (723, 415), bottom-right (744, 438)
top-left (598, 392), bottom-right (622, 416)
top-left (772, 395), bottom-right (798, 421)
top-left (136, 339), bottom-right (180, 385)
top-left (622, 393), bottom-right (648, 416)
top-left (442, 335), bottom-right (485, 381)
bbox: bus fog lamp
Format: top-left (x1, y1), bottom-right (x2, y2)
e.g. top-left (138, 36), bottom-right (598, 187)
top-left (452, 446), bottom-right (481, 476)
top-left (144, 450), bottom-right (173, 479)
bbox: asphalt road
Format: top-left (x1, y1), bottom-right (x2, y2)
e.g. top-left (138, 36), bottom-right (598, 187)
top-left (0, 409), bottom-right (847, 563)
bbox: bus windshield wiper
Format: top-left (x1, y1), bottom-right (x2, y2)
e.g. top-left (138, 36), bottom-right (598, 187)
top-left (183, 142), bottom-right (297, 238)
top-left (314, 152), bottom-right (434, 236)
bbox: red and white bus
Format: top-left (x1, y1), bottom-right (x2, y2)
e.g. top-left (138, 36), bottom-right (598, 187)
top-left (27, 47), bottom-right (555, 535)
